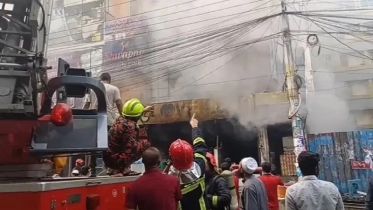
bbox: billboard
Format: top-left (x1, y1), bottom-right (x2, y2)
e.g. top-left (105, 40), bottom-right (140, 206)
top-left (104, 16), bottom-right (148, 41)
top-left (47, 0), bottom-right (105, 50)
top-left (102, 37), bottom-right (151, 101)
top-left (102, 38), bottom-right (147, 83)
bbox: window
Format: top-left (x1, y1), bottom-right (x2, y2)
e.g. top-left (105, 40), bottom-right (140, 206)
top-left (339, 0), bottom-right (357, 8)
top-left (350, 80), bottom-right (370, 96)
top-left (349, 52), bottom-right (366, 66)
top-left (359, 0), bottom-right (373, 7)
top-left (340, 52), bottom-right (367, 67)
top-left (359, 21), bottom-right (373, 36)
top-left (4, 3), bottom-right (14, 11)
top-left (367, 50), bottom-right (373, 63)
top-left (340, 54), bottom-right (349, 67)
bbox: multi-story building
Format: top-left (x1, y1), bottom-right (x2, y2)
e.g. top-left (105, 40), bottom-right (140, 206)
top-left (304, 5), bottom-right (373, 131)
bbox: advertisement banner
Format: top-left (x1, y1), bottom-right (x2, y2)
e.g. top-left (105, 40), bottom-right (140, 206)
top-left (102, 38), bottom-right (146, 70)
top-left (104, 16), bottom-right (148, 42)
top-left (351, 160), bottom-right (370, 169)
top-left (102, 37), bottom-right (150, 101)
top-left (47, 0), bottom-right (105, 50)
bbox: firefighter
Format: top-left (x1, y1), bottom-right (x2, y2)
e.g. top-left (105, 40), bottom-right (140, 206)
top-left (103, 98), bottom-right (153, 176)
top-left (168, 114), bottom-right (209, 210)
top-left (205, 152), bottom-right (232, 210)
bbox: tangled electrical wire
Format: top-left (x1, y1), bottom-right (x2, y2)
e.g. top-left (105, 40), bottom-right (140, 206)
top-left (52, 5), bottom-right (282, 91)
top-left (291, 9), bottom-right (373, 61)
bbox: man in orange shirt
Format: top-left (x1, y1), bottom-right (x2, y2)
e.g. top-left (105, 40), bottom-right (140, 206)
top-left (258, 162), bottom-right (284, 210)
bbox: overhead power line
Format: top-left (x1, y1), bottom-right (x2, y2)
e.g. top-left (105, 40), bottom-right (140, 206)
top-left (106, 7), bottom-right (280, 91)
top-left (48, 1), bottom-right (279, 79)
top-left (153, 14), bottom-right (278, 100)
top-left (93, 14), bottom-right (280, 87)
top-left (115, 21), bottom-right (280, 90)
top-left (104, 14), bottom-right (281, 77)
top-left (50, 0), bottom-right (266, 34)
top-left (48, 4), bottom-right (278, 48)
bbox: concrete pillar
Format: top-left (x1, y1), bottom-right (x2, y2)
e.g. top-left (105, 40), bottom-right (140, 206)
top-left (258, 126), bottom-right (270, 163)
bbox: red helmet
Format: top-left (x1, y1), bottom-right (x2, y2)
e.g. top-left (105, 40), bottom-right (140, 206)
top-left (206, 152), bottom-right (217, 167)
top-left (75, 158), bottom-right (84, 166)
top-left (169, 139), bottom-right (194, 171)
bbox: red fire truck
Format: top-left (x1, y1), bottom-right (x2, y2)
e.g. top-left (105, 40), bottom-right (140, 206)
top-left (0, 0), bottom-right (138, 209)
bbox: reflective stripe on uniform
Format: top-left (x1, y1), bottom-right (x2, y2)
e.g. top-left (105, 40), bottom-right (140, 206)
top-left (194, 153), bottom-right (207, 163)
top-left (194, 152), bottom-right (207, 209)
top-left (199, 176), bottom-right (206, 210)
top-left (181, 175), bottom-right (206, 210)
top-left (181, 175), bottom-right (205, 194)
top-left (212, 196), bottom-right (218, 207)
top-left (193, 137), bottom-right (204, 145)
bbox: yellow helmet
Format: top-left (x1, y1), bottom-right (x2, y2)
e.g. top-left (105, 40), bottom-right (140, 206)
top-left (52, 157), bottom-right (68, 175)
top-left (122, 98), bottom-right (144, 117)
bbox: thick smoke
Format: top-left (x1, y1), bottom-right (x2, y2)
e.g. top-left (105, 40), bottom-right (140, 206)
top-left (132, 0), bottom-right (369, 133)
top-left (295, 1), bottom-right (371, 134)
top-left (305, 66), bottom-right (357, 134)
top-left (133, 0), bottom-right (289, 128)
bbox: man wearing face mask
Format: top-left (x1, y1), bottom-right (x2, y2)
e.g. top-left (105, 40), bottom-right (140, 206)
top-left (238, 157), bottom-right (268, 210)
top-left (205, 152), bottom-right (231, 210)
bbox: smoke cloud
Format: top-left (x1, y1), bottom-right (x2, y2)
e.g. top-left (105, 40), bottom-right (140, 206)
top-left (306, 70), bottom-right (357, 134)
top-left (127, 0), bottom-right (366, 133)
top-left (130, 0), bottom-right (290, 129)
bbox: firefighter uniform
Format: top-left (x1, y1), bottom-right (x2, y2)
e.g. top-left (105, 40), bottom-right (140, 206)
top-left (169, 127), bottom-right (209, 210)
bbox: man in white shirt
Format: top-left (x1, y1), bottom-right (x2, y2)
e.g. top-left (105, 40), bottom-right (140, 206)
top-left (84, 73), bottom-right (123, 130)
top-left (83, 73), bottom-right (123, 177)
top-left (285, 151), bottom-right (344, 210)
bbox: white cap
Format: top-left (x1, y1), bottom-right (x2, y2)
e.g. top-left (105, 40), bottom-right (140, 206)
top-left (72, 169), bottom-right (80, 175)
top-left (241, 157), bottom-right (258, 174)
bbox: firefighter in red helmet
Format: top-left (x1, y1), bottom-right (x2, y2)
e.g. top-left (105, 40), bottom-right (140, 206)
top-left (168, 114), bottom-right (209, 210)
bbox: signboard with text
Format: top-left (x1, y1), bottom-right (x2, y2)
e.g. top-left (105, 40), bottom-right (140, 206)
top-left (104, 16), bottom-right (148, 41)
top-left (351, 160), bottom-right (370, 169)
top-left (141, 99), bottom-right (227, 124)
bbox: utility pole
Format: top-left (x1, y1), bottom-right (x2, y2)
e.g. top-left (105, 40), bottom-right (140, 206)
top-left (281, 0), bottom-right (306, 176)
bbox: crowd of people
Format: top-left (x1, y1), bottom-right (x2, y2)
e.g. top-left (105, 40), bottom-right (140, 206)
top-left (82, 72), bottom-right (346, 210)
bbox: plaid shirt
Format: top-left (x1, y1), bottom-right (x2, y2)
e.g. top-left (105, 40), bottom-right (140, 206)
top-left (104, 116), bottom-right (150, 171)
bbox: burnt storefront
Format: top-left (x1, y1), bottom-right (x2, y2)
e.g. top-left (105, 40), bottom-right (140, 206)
top-left (143, 99), bottom-right (260, 164)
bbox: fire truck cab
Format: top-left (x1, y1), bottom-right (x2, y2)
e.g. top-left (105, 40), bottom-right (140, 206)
top-left (0, 0), bottom-right (138, 209)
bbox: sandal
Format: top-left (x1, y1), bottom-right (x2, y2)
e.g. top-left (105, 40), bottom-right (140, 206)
top-left (122, 170), bottom-right (141, 176)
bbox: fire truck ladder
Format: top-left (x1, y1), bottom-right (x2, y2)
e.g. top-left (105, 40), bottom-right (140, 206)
top-left (0, 0), bottom-right (52, 119)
